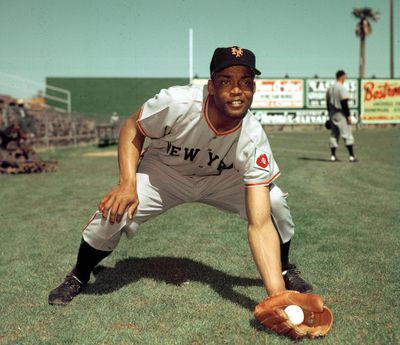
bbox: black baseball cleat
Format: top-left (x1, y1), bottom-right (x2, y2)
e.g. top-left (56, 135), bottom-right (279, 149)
top-left (283, 264), bottom-right (313, 293)
top-left (48, 272), bottom-right (85, 306)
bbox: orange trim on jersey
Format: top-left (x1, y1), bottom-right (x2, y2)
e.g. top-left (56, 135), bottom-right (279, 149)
top-left (245, 171), bottom-right (281, 187)
top-left (136, 106), bottom-right (150, 137)
top-left (82, 211), bottom-right (100, 231)
top-left (203, 96), bottom-right (243, 136)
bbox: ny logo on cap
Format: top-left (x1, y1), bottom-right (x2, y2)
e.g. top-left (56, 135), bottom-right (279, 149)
top-left (231, 47), bottom-right (243, 58)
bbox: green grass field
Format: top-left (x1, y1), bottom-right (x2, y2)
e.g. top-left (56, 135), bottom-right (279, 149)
top-left (1, 128), bottom-right (399, 345)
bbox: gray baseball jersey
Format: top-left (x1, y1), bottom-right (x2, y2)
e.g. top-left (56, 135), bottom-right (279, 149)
top-left (82, 84), bottom-right (296, 251)
top-left (326, 82), bottom-right (349, 116)
top-left (137, 84), bottom-right (280, 187)
top-left (326, 82), bottom-right (354, 147)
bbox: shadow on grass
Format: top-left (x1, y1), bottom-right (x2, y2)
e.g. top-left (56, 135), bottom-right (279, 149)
top-left (83, 256), bottom-right (263, 311)
top-left (298, 156), bottom-right (334, 162)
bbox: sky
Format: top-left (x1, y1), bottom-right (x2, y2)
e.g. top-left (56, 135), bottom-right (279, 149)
top-left (0, 0), bottom-right (399, 98)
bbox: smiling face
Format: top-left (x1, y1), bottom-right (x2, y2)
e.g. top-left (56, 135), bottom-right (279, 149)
top-left (208, 65), bottom-right (256, 122)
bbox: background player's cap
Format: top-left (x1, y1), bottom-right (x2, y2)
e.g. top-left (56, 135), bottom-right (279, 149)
top-left (336, 70), bottom-right (346, 79)
top-left (210, 46), bottom-right (261, 77)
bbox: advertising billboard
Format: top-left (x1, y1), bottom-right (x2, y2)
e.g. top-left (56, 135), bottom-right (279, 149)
top-left (361, 80), bottom-right (400, 123)
top-left (306, 79), bottom-right (358, 108)
top-left (253, 109), bottom-right (358, 125)
top-left (192, 78), bottom-right (400, 125)
top-left (252, 79), bottom-right (303, 109)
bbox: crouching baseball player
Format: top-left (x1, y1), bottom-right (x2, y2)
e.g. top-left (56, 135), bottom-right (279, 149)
top-left (49, 47), bottom-right (333, 339)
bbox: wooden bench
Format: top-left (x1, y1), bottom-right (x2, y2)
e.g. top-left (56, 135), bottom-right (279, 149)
top-left (96, 124), bottom-right (119, 147)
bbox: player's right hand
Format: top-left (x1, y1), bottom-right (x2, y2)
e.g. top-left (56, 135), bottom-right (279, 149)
top-left (98, 182), bottom-right (139, 224)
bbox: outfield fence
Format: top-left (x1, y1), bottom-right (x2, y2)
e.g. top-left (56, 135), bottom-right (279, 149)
top-left (193, 78), bottom-right (400, 126)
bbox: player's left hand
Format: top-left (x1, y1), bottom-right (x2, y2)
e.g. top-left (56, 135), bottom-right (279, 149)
top-left (347, 117), bottom-right (352, 125)
top-left (98, 182), bottom-right (139, 224)
top-left (254, 290), bottom-right (333, 340)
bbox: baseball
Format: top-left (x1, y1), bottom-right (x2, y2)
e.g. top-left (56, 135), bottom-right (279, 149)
top-left (284, 305), bottom-right (304, 325)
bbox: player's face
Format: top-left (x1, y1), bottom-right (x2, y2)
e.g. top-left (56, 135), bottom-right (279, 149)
top-left (208, 66), bottom-right (256, 120)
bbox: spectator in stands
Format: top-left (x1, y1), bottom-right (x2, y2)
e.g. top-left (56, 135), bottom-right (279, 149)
top-left (7, 101), bottom-right (18, 127)
top-left (16, 99), bottom-right (34, 134)
top-left (110, 112), bottom-right (120, 127)
top-left (17, 99), bottom-right (27, 118)
top-left (0, 99), bottom-right (5, 128)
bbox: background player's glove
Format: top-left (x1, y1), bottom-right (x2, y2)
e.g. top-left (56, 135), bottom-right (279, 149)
top-left (325, 119), bottom-right (331, 130)
top-left (254, 290), bottom-right (333, 340)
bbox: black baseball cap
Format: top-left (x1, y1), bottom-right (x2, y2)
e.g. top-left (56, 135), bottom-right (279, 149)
top-left (210, 46), bottom-right (261, 77)
top-left (336, 70), bottom-right (346, 79)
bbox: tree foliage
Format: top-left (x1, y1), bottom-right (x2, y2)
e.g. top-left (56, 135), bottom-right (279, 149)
top-left (352, 7), bottom-right (380, 38)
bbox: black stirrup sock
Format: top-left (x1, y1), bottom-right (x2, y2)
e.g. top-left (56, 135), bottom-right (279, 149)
top-left (73, 239), bottom-right (112, 284)
top-left (346, 145), bottom-right (354, 157)
top-left (280, 240), bottom-right (291, 271)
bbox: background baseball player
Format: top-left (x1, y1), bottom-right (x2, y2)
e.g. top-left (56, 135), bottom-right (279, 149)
top-left (326, 70), bottom-right (358, 162)
top-left (48, 47), bottom-right (325, 337)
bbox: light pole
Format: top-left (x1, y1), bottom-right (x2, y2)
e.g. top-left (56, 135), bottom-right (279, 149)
top-left (189, 28), bottom-right (193, 84)
top-left (390, 0), bottom-right (394, 78)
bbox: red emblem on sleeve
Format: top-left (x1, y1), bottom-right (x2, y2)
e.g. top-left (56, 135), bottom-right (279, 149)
top-left (256, 153), bottom-right (269, 169)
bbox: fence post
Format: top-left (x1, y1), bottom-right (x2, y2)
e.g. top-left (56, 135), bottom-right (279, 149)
top-left (44, 108), bottom-right (50, 149)
top-left (73, 118), bottom-right (77, 148)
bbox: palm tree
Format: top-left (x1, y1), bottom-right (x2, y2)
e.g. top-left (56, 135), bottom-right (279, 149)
top-left (352, 7), bottom-right (379, 79)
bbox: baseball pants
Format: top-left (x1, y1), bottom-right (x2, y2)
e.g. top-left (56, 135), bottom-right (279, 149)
top-left (329, 112), bottom-right (354, 147)
top-left (83, 156), bottom-right (295, 252)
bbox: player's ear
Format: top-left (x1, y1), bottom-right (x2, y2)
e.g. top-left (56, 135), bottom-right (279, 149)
top-left (207, 80), bottom-right (215, 96)
top-left (253, 80), bottom-right (256, 93)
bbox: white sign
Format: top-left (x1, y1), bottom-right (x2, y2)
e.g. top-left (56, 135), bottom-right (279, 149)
top-left (306, 79), bottom-right (358, 108)
top-left (252, 79), bottom-right (303, 109)
top-left (253, 109), bottom-right (358, 125)
top-left (191, 79), bottom-right (208, 86)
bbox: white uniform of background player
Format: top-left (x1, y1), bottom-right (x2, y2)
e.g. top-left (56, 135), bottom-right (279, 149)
top-left (83, 85), bottom-right (295, 251)
top-left (326, 70), bottom-right (357, 162)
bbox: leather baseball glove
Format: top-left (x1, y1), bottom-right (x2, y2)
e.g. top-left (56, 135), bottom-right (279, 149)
top-left (254, 290), bottom-right (333, 340)
top-left (325, 119), bottom-right (331, 130)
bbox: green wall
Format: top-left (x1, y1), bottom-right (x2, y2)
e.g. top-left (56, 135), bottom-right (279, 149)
top-left (46, 77), bottom-right (188, 120)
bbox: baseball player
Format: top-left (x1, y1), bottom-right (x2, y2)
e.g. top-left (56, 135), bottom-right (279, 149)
top-left (326, 70), bottom-right (358, 162)
top-left (49, 46), bottom-right (313, 310)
